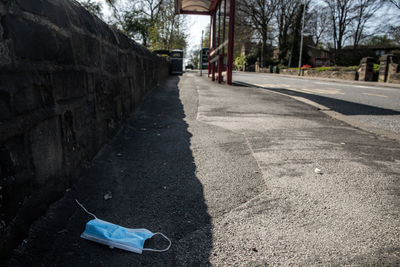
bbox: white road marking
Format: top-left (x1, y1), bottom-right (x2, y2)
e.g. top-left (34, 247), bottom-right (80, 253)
top-left (362, 93), bottom-right (387, 98)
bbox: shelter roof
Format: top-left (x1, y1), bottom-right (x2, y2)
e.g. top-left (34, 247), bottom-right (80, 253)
top-left (175, 0), bottom-right (216, 15)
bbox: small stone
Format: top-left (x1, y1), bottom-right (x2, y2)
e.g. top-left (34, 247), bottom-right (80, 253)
top-left (104, 191), bottom-right (112, 200)
top-left (314, 168), bottom-right (323, 174)
top-left (117, 153), bottom-right (122, 157)
top-left (251, 246), bottom-right (258, 252)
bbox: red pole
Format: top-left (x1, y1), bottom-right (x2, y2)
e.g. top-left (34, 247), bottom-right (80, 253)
top-left (222, 0), bottom-right (226, 73)
top-left (218, 56), bottom-right (222, 83)
top-left (212, 11), bottom-right (216, 81)
top-left (227, 0), bottom-right (235, 85)
top-left (208, 15), bottom-right (212, 76)
top-left (216, 2), bottom-right (221, 82)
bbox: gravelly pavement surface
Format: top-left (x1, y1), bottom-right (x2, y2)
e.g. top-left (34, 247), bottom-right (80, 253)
top-left (9, 73), bottom-right (400, 266)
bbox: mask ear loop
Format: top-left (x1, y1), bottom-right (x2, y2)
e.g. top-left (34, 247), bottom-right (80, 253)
top-left (142, 232), bottom-right (172, 252)
top-left (75, 199), bottom-right (98, 219)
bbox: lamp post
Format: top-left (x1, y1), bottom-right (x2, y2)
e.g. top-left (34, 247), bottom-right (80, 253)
top-left (298, 0), bottom-right (306, 76)
top-left (200, 30), bottom-right (204, 76)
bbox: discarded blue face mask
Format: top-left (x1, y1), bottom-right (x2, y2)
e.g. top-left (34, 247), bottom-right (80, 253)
top-left (75, 200), bottom-right (171, 254)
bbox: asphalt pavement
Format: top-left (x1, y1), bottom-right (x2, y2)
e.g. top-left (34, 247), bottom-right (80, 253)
top-left (9, 72), bottom-right (400, 265)
top-left (233, 72), bottom-right (400, 136)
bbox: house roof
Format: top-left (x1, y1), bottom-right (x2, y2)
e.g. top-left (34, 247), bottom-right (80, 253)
top-left (175, 0), bottom-right (215, 15)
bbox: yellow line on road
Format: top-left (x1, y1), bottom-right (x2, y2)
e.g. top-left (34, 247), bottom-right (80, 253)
top-left (362, 93), bottom-right (387, 98)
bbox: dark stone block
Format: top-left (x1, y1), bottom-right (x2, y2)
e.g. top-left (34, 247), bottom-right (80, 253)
top-left (0, 72), bottom-right (53, 116)
top-left (71, 31), bottom-right (100, 67)
top-left (73, 103), bottom-right (95, 131)
top-left (67, 2), bottom-right (99, 35)
top-left (14, 75), bottom-right (53, 114)
top-left (0, 91), bottom-right (11, 121)
top-left (3, 16), bottom-right (74, 64)
top-left (123, 95), bottom-right (132, 114)
top-left (127, 54), bottom-right (136, 74)
top-left (0, 41), bottom-right (12, 67)
top-left (0, 135), bottom-right (33, 224)
top-left (119, 52), bottom-right (128, 74)
top-left (29, 117), bottom-right (63, 185)
top-left (60, 110), bottom-right (80, 174)
top-left (15, 0), bottom-right (70, 28)
top-left (116, 31), bottom-right (135, 50)
top-left (52, 71), bottom-right (87, 101)
top-left (102, 45), bottom-right (119, 74)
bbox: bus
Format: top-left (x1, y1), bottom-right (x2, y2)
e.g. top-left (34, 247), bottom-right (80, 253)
top-left (170, 49), bottom-right (183, 75)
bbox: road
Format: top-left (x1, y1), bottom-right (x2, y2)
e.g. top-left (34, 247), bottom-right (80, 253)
top-left (233, 72), bottom-right (400, 136)
top-left (11, 72), bottom-right (400, 265)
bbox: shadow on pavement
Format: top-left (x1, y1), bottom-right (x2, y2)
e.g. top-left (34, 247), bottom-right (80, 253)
top-left (9, 76), bottom-right (212, 266)
top-left (235, 81), bottom-right (400, 116)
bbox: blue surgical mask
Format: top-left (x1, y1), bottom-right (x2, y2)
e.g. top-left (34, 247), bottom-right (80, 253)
top-left (76, 200), bottom-right (171, 254)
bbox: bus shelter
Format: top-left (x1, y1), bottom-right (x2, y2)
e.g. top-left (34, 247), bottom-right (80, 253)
top-left (175, 0), bottom-right (235, 85)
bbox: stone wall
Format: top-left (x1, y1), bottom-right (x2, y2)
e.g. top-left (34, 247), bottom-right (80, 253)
top-left (379, 54), bottom-right (400, 84)
top-left (0, 0), bottom-right (169, 259)
top-left (388, 72), bottom-right (400, 84)
top-left (280, 68), bottom-right (357, 80)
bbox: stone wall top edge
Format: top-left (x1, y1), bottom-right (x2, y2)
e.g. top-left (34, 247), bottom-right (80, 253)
top-left (9, 0), bottom-right (164, 60)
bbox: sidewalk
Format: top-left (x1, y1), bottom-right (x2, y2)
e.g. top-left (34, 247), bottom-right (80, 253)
top-left (10, 73), bottom-right (400, 265)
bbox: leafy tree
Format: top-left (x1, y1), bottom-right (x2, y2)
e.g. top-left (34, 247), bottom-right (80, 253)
top-left (234, 54), bottom-right (247, 70)
top-left (77, 0), bottom-right (103, 18)
top-left (105, 0), bottom-right (188, 50)
top-left (275, 0), bottom-right (303, 64)
top-left (238, 0), bottom-right (279, 67)
top-left (388, 26), bottom-right (400, 44)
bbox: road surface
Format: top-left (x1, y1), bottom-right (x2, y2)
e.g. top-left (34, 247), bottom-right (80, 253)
top-left (233, 72), bottom-right (400, 136)
top-left (10, 72), bottom-right (400, 266)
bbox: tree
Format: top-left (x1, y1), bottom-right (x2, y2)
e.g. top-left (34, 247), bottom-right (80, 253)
top-left (105, 0), bottom-right (188, 50)
top-left (275, 0), bottom-right (303, 64)
top-left (234, 7), bottom-right (256, 60)
top-left (307, 4), bottom-right (330, 47)
top-left (77, 0), bottom-right (103, 18)
top-left (187, 47), bottom-right (201, 68)
top-left (238, 0), bottom-right (279, 66)
top-left (351, 0), bottom-right (382, 48)
top-left (364, 35), bottom-right (396, 46)
top-left (387, 0), bottom-right (400, 9)
top-left (387, 26), bottom-right (400, 44)
top-left (323, 0), bottom-right (354, 52)
top-left (149, 0), bottom-right (187, 50)
top-left (234, 54), bottom-right (247, 71)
